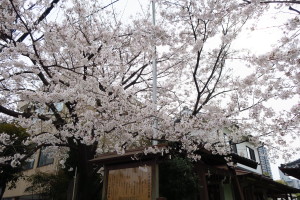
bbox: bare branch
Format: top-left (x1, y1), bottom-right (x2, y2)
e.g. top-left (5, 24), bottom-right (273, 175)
top-left (260, 0), bottom-right (300, 4)
top-left (289, 6), bottom-right (300, 14)
top-left (16, 0), bottom-right (60, 43)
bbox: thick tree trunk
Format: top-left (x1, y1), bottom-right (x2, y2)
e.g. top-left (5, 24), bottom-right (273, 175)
top-left (71, 144), bottom-right (101, 200)
top-left (0, 181), bottom-right (7, 200)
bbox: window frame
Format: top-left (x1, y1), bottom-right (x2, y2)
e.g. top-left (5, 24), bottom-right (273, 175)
top-left (22, 158), bottom-right (35, 170)
top-left (246, 146), bottom-right (256, 161)
top-left (37, 148), bottom-right (54, 167)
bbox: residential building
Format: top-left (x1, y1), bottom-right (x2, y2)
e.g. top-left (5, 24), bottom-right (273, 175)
top-left (231, 141), bottom-right (263, 174)
top-left (229, 139), bottom-right (273, 179)
top-left (2, 149), bottom-right (58, 200)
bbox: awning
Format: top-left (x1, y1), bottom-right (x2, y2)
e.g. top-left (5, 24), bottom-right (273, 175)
top-left (89, 144), bottom-right (168, 165)
top-left (90, 143), bottom-right (258, 169)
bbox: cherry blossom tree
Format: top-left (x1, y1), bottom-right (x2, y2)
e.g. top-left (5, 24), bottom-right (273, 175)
top-left (0, 0), bottom-right (299, 199)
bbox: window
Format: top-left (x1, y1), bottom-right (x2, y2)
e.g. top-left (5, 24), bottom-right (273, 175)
top-left (231, 144), bottom-right (237, 154)
top-left (38, 148), bottom-right (54, 167)
top-left (229, 141), bottom-right (237, 154)
top-left (22, 153), bottom-right (35, 170)
top-left (22, 158), bottom-right (35, 170)
top-left (246, 147), bottom-right (256, 161)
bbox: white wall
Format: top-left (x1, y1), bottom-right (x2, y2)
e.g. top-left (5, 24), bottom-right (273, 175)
top-left (235, 142), bottom-right (263, 174)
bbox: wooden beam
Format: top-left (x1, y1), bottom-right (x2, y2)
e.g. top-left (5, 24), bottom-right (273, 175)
top-left (229, 168), bottom-right (245, 200)
top-left (196, 162), bottom-right (209, 200)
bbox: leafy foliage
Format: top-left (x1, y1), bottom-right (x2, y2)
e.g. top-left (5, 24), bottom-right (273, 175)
top-left (159, 157), bottom-right (199, 200)
top-left (25, 170), bottom-right (71, 200)
top-left (0, 123), bottom-right (28, 156)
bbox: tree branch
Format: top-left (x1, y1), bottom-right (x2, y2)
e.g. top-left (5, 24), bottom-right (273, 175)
top-left (16, 0), bottom-right (60, 43)
top-left (261, 0), bottom-right (300, 4)
top-left (289, 6), bottom-right (300, 14)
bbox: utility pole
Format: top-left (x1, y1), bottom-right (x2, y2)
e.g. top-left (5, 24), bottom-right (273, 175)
top-left (152, 2), bottom-right (159, 199)
top-left (152, 0), bottom-right (158, 146)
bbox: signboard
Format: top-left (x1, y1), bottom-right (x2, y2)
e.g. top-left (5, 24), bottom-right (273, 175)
top-left (107, 165), bottom-right (152, 200)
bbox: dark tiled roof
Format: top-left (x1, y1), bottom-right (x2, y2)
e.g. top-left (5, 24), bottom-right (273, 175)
top-left (279, 158), bottom-right (300, 180)
top-left (285, 158), bottom-right (300, 168)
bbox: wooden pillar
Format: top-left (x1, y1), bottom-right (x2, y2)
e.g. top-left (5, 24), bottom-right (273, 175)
top-left (197, 162), bottom-right (209, 200)
top-left (153, 164), bottom-right (159, 200)
top-left (102, 165), bottom-right (108, 200)
top-left (229, 168), bottom-right (245, 200)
